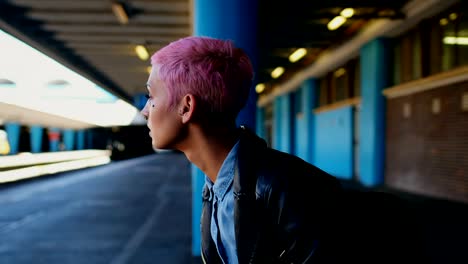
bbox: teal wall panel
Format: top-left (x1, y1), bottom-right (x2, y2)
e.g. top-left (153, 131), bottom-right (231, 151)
top-left (314, 107), bottom-right (354, 179)
top-left (294, 79), bottom-right (318, 164)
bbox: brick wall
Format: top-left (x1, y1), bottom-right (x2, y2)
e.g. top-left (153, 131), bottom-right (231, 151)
top-left (386, 81), bottom-right (468, 203)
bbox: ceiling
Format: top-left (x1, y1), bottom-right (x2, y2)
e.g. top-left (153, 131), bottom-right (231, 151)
top-left (0, 0), bottom-right (410, 105)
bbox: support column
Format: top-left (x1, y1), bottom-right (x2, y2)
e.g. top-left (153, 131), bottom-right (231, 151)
top-left (48, 127), bottom-right (61, 152)
top-left (192, 0), bottom-right (258, 256)
top-left (5, 122), bottom-right (20, 155)
top-left (359, 38), bottom-right (390, 186)
top-left (87, 130), bottom-right (93, 149)
top-left (30, 125), bottom-right (43, 153)
top-left (294, 78), bottom-right (318, 164)
top-left (76, 130), bottom-right (85, 150)
top-left (63, 129), bottom-right (75, 151)
top-left (133, 93), bottom-right (147, 111)
top-left (256, 107), bottom-right (265, 140)
top-left (273, 93), bottom-right (294, 154)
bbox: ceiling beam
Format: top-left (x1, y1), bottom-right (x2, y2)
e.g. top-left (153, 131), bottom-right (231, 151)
top-left (43, 24), bottom-right (190, 35)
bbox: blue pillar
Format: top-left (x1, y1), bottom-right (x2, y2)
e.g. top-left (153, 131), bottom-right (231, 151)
top-left (30, 125), bottom-right (43, 153)
top-left (133, 93), bottom-right (147, 111)
top-left (294, 79), bottom-right (318, 164)
top-left (192, 0), bottom-right (258, 256)
top-left (194, 0), bottom-right (258, 130)
top-left (359, 38), bottom-right (390, 186)
top-left (5, 122), bottom-right (20, 155)
top-left (87, 130), bottom-right (93, 149)
top-left (256, 107), bottom-right (265, 140)
top-left (76, 130), bottom-right (85, 150)
top-left (191, 165), bottom-right (205, 255)
top-left (48, 127), bottom-right (61, 152)
top-left (273, 93), bottom-right (294, 154)
top-left (63, 129), bottom-right (75, 151)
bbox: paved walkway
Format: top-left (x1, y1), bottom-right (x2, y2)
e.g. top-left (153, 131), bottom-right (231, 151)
top-left (0, 152), bottom-right (200, 264)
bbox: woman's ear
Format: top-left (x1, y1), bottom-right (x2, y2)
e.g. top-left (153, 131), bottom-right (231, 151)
top-left (179, 94), bottom-right (196, 124)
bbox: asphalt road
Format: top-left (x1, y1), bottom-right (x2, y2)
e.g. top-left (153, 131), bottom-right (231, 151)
top-left (0, 152), bottom-right (197, 264)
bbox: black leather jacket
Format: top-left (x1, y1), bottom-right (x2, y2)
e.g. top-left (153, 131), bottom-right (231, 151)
top-left (201, 127), bottom-right (343, 263)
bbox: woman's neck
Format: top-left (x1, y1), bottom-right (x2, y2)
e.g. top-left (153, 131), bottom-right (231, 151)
top-left (181, 125), bottom-right (239, 183)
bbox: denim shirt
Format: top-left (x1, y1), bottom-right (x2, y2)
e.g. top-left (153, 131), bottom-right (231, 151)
top-left (204, 140), bottom-right (239, 264)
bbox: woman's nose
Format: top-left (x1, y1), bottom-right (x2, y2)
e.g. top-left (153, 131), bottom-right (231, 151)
top-left (140, 106), bottom-right (149, 120)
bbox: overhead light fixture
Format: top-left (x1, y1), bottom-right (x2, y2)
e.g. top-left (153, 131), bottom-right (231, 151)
top-left (255, 83), bottom-right (265, 94)
top-left (443, 36), bottom-right (468, 45)
top-left (289, 48), bottom-right (307, 63)
top-left (271, 67), bottom-right (285, 79)
top-left (449, 13), bottom-right (458, 20)
top-left (334, 68), bottom-right (346, 78)
top-left (111, 1), bottom-right (129, 25)
top-left (135, 45), bottom-right (149, 61)
top-left (340, 8), bottom-right (355, 18)
top-left (440, 18), bottom-right (449, 26)
top-left (328, 16), bottom-right (346, 31)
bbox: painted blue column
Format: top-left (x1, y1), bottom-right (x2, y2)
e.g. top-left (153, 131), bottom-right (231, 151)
top-left (63, 129), bottom-right (75, 151)
top-left (5, 122), bottom-right (20, 155)
top-left (256, 107), bottom-right (265, 140)
top-left (273, 96), bottom-right (282, 151)
top-left (133, 93), bottom-right (147, 111)
top-left (76, 130), bottom-right (85, 150)
top-left (192, 0), bottom-right (258, 256)
top-left (30, 125), bottom-right (43, 153)
top-left (48, 127), bottom-right (61, 152)
top-left (191, 165), bottom-right (205, 255)
top-left (294, 78), bottom-right (318, 164)
top-left (359, 38), bottom-right (390, 186)
top-left (87, 130), bottom-right (93, 149)
top-left (194, 0), bottom-right (258, 130)
top-left (273, 93), bottom-right (294, 154)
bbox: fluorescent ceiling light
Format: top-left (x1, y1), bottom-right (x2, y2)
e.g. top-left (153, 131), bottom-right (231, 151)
top-left (449, 13), bottom-right (458, 20)
top-left (440, 18), bottom-right (449, 26)
top-left (0, 29), bottom-right (139, 127)
top-left (255, 83), bottom-right (265, 94)
top-left (334, 68), bottom-right (346, 78)
top-left (271, 67), bottom-right (285, 79)
top-left (289, 48), bottom-right (307, 63)
top-left (443, 36), bottom-right (468, 45)
top-left (340, 8), bottom-right (355, 18)
top-left (328, 16), bottom-right (346, 31)
top-left (135, 45), bottom-right (149, 61)
top-left (111, 2), bottom-right (129, 25)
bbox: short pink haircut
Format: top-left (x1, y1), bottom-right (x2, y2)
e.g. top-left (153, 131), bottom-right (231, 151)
top-left (151, 36), bottom-right (253, 120)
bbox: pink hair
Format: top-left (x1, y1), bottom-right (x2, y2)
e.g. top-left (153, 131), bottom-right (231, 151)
top-left (150, 36), bottom-right (253, 119)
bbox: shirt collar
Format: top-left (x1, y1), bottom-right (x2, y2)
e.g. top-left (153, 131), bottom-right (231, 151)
top-left (205, 140), bottom-right (239, 202)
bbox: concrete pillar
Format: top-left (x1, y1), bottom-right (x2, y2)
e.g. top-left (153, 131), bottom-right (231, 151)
top-left (5, 122), bottom-right (20, 154)
top-left (273, 93), bottom-right (294, 154)
top-left (30, 125), bottom-right (43, 153)
top-left (48, 127), bottom-right (61, 152)
top-left (63, 129), bottom-right (75, 151)
top-left (192, 0), bottom-right (258, 256)
top-left (359, 38), bottom-right (390, 186)
top-left (76, 130), bottom-right (85, 150)
top-left (256, 107), bottom-right (265, 140)
top-left (294, 79), bottom-right (318, 164)
top-left (133, 93), bottom-right (147, 111)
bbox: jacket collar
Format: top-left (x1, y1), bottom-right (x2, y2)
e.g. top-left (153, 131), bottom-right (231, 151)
top-left (233, 125), bottom-right (267, 263)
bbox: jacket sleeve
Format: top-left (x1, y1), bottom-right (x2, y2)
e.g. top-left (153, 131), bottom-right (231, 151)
top-left (262, 157), bottom-right (343, 264)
